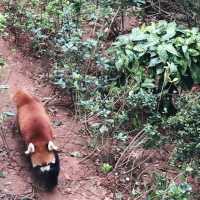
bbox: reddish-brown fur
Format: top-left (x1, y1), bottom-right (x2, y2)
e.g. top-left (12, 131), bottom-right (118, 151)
top-left (13, 90), bottom-right (53, 144)
top-left (13, 90), bottom-right (55, 166)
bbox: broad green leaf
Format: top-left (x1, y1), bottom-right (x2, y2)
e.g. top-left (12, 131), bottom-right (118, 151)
top-left (162, 22), bottom-right (176, 41)
top-left (168, 62), bottom-right (177, 73)
top-left (188, 49), bottom-right (199, 57)
top-left (156, 67), bottom-right (164, 75)
top-left (158, 20), bottom-right (168, 27)
top-left (147, 34), bottom-right (160, 46)
top-left (165, 44), bottom-right (179, 56)
top-left (182, 45), bottom-right (188, 55)
top-left (115, 58), bottom-right (124, 71)
top-left (191, 27), bottom-right (199, 34)
top-left (130, 27), bottom-right (147, 41)
top-left (186, 37), bottom-right (196, 45)
top-left (141, 79), bottom-right (155, 89)
top-left (154, 20), bottom-right (168, 34)
top-left (125, 49), bottom-right (134, 60)
top-left (157, 45), bottom-right (168, 62)
top-left (117, 35), bottom-right (130, 45)
top-left (133, 44), bottom-right (146, 52)
top-left (149, 57), bottom-right (161, 67)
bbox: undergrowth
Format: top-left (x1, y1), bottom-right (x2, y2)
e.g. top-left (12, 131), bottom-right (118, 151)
top-left (166, 94), bottom-right (200, 177)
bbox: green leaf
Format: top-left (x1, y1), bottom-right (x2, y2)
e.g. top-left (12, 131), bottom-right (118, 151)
top-left (130, 27), bottom-right (147, 41)
top-left (141, 79), bottom-right (155, 89)
top-left (147, 34), bottom-right (160, 46)
top-left (156, 67), bottom-right (164, 75)
top-left (125, 49), bottom-right (134, 60)
top-left (115, 58), bottom-right (124, 71)
top-left (168, 62), bottom-right (177, 73)
top-left (188, 49), bottom-right (199, 57)
top-left (162, 22), bottom-right (176, 40)
top-left (117, 35), bottom-right (130, 45)
top-left (182, 45), bottom-right (188, 55)
top-left (165, 44), bottom-right (179, 56)
top-left (149, 57), bottom-right (161, 67)
top-left (157, 45), bottom-right (168, 62)
top-left (133, 44), bottom-right (146, 52)
top-left (101, 163), bottom-right (113, 173)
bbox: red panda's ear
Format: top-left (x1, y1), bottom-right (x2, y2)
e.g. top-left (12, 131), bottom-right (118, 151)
top-left (48, 141), bottom-right (58, 151)
top-left (25, 143), bottom-right (35, 155)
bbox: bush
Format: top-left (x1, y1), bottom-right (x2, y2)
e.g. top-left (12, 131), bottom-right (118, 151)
top-left (166, 94), bottom-right (200, 176)
top-left (147, 173), bottom-right (192, 200)
top-left (108, 20), bottom-right (200, 91)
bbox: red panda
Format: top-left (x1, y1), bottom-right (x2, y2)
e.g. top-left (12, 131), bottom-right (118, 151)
top-left (13, 90), bottom-right (60, 190)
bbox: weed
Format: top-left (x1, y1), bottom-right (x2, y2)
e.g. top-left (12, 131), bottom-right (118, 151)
top-left (101, 163), bottom-right (113, 173)
top-left (147, 173), bottom-right (192, 200)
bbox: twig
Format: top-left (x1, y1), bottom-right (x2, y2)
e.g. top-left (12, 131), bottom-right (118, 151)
top-left (114, 129), bottom-right (145, 170)
top-left (79, 148), bottom-right (97, 163)
top-left (106, 7), bottom-right (120, 40)
top-left (124, 153), bottom-right (151, 175)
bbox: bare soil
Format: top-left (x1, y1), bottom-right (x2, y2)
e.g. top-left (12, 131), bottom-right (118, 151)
top-left (0, 38), bottom-right (112, 200)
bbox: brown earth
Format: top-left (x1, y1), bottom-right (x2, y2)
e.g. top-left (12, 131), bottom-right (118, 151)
top-left (0, 38), bottom-right (112, 200)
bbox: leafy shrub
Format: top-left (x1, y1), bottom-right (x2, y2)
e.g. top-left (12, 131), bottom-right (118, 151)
top-left (147, 173), bottom-right (192, 200)
top-left (143, 123), bottom-right (162, 148)
top-left (166, 94), bottom-right (200, 176)
top-left (4, 0), bottom-right (90, 57)
top-left (108, 21), bottom-right (200, 90)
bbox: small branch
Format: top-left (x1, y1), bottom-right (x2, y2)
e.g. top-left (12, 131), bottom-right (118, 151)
top-left (78, 148), bottom-right (97, 163)
top-left (114, 129), bottom-right (145, 170)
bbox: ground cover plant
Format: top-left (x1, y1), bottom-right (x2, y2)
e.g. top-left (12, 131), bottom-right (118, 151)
top-left (2, 0), bottom-right (200, 199)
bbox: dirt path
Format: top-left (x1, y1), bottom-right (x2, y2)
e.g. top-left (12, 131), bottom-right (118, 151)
top-left (0, 38), bottom-right (112, 200)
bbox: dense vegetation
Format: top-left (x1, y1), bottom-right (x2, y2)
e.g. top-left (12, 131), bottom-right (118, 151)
top-left (1, 0), bottom-right (200, 199)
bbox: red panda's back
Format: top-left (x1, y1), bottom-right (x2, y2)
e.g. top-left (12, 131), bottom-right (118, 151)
top-left (14, 90), bottom-right (53, 143)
